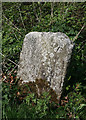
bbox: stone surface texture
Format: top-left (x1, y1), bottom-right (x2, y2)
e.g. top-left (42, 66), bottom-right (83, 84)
top-left (17, 32), bottom-right (74, 99)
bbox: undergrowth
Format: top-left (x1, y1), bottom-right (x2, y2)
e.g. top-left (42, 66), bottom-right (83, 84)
top-left (2, 71), bottom-right (86, 119)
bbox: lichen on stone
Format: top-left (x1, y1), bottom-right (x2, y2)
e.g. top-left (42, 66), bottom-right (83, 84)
top-left (17, 32), bottom-right (74, 100)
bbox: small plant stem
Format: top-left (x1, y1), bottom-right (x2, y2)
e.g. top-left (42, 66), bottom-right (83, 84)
top-left (73, 24), bottom-right (85, 42)
top-left (3, 14), bottom-right (23, 36)
top-left (0, 52), bottom-right (18, 66)
top-left (18, 4), bottom-right (26, 33)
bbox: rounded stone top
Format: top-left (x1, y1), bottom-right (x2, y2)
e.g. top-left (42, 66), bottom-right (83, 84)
top-left (25, 32), bottom-right (74, 45)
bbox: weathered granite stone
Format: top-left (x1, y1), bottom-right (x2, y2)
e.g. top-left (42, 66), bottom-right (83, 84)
top-left (17, 32), bottom-right (74, 99)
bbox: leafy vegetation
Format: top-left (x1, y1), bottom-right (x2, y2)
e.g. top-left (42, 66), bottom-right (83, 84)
top-left (1, 2), bottom-right (86, 119)
top-left (2, 72), bottom-right (86, 119)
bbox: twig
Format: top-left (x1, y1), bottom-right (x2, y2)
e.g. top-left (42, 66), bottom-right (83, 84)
top-left (73, 24), bottom-right (85, 42)
top-left (51, 2), bottom-right (54, 18)
top-left (38, 2), bottom-right (42, 22)
top-left (32, 2), bottom-right (40, 23)
top-left (77, 44), bottom-right (85, 53)
top-left (8, 27), bottom-right (19, 41)
top-left (77, 40), bottom-right (86, 53)
top-left (18, 4), bottom-right (26, 32)
top-left (1, 55), bottom-right (19, 81)
top-left (8, 64), bottom-right (18, 75)
top-left (13, 30), bottom-right (19, 41)
top-left (0, 52), bottom-right (19, 66)
top-left (1, 53), bottom-right (19, 81)
top-left (3, 14), bottom-right (23, 36)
